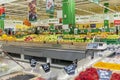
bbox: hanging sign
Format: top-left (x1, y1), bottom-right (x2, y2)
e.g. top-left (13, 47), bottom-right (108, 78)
top-left (48, 18), bottom-right (59, 24)
top-left (114, 20), bottom-right (120, 25)
top-left (46, 0), bottom-right (54, 13)
top-left (28, 0), bottom-right (37, 22)
top-left (0, 4), bottom-right (5, 19)
top-left (97, 69), bottom-right (112, 80)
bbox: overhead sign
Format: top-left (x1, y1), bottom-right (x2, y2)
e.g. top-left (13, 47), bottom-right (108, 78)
top-left (97, 69), bottom-right (112, 80)
top-left (46, 0), bottom-right (54, 13)
top-left (4, 20), bottom-right (23, 29)
top-left (114, 20), bottom-right (120, 25)
top-left (0, 5), bottom-right (5, 20)
top-left (48, 18), bottom-right (59, 24)
top-left (114, 13), bottom-right (120, 20)
top-left (28, 0), bottom-right (37, 22)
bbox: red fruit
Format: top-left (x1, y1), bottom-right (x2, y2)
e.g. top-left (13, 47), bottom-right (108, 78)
top-left (75, 76), bottom-right (81, 80)
top-left (75, 68), bottom-right (99, 80)
top-left (111, 73), bottom-right (120, 80)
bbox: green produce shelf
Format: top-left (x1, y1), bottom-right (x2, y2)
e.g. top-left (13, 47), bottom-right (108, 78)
top-left (95, 38), bottom-right (120, 44)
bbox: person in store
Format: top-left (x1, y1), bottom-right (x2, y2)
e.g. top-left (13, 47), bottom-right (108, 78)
top-left (49, 24), bottom-right (55, 34)
top-left (69, 24), bottom-right (74, 34)
top-left (83, 25), bottom-right (85, 29)
top-left (8, 28), bottom-right (12, 35)
top-left (83, 36), bottom-right (87, 42)
top-left (116, 26), bottom-right (119, 35)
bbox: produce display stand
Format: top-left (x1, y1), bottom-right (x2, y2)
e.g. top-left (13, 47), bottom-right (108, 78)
top-left (0, 41), bottom-right (88, 67)
top-left (57, 50), bottom-right (114, 80)
top-left (57, 42), bottom-right (115, 80)
top-left (0, 55), bottom-right (57, 80)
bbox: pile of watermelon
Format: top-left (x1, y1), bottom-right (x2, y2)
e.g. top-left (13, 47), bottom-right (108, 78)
top-left (75, 68), bottom-right (99, 80)
top-left (111, 73), bottom-right (120, 80)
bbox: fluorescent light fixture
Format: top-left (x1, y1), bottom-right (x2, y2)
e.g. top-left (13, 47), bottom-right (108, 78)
top-left (76, 8), bottom-right (96, 15)
top-left (0, 0), bottom-right (17, 4)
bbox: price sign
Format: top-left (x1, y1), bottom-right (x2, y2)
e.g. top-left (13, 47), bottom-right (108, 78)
top-left (64, 64), bottom-right (76, 75)
top-left (57, 36), bottom-right (63, 40)
top-left (97, 69), bottom-right (112, 80)
top-left (41, 63), bottom-right (50, 73)
top-left (30, 59), bottom-right (37, 68)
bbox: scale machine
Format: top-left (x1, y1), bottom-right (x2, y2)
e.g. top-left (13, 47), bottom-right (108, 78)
top-left (85, 42), bottom-right (109, 59)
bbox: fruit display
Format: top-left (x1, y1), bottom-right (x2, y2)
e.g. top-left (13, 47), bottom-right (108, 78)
top-left (111, 73), bottom-right (120, 80)
top-left (100, 32), bottom-right (108, 38)
top-left (106, 35), bottom-right (119, 39)
top-left (16, 24), bottom-right (31, 31)
top-left (93, 61), bottom-right (120, 71)
top-left (75, 68), bottom-right (99, 80)
top-left (0, 34), bottom-right (16, 41)
top-left (24, 36), bottom-right (34, 42)
top-left (1, 30), bottom-right (120, 44)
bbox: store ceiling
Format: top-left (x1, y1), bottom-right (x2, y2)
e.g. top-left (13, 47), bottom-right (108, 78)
top-left (2, 0), bottom-right (120, 20)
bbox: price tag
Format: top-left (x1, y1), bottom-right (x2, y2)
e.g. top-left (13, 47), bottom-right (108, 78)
top-left (41, 63), bottom-right (50, 73)
top-left (57, 36), bottom-right (63, 40)
top-left (97, 69), bottom-right (112, 80)
top-left (30, 59), bottom-right (37, 68)
top-left (64, 64), bottom-right (76, 75)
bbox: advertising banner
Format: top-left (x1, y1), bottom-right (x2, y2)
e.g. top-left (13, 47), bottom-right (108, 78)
top-left (104, 3), bottom-right (109, 32)
top-left (0, 4), bottom-right (5, 20)
top-left (46, 0), bottom-right (54, 13)
top-left (114, 20), bottom-right (120, 25)
top-left (28, 0), bottom-right (37, 22)
top-left (62, 0), bottom-right (75, 26)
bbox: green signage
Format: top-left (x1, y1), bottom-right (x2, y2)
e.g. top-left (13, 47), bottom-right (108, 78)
top-left (62, 0), bottom-right (75, 26)
top-left (104, 3), bottom-right (109, 32)
top-left (0, 20), bottom-right (4, 30)
top-left (104, 3), bottom-right (109, 13)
